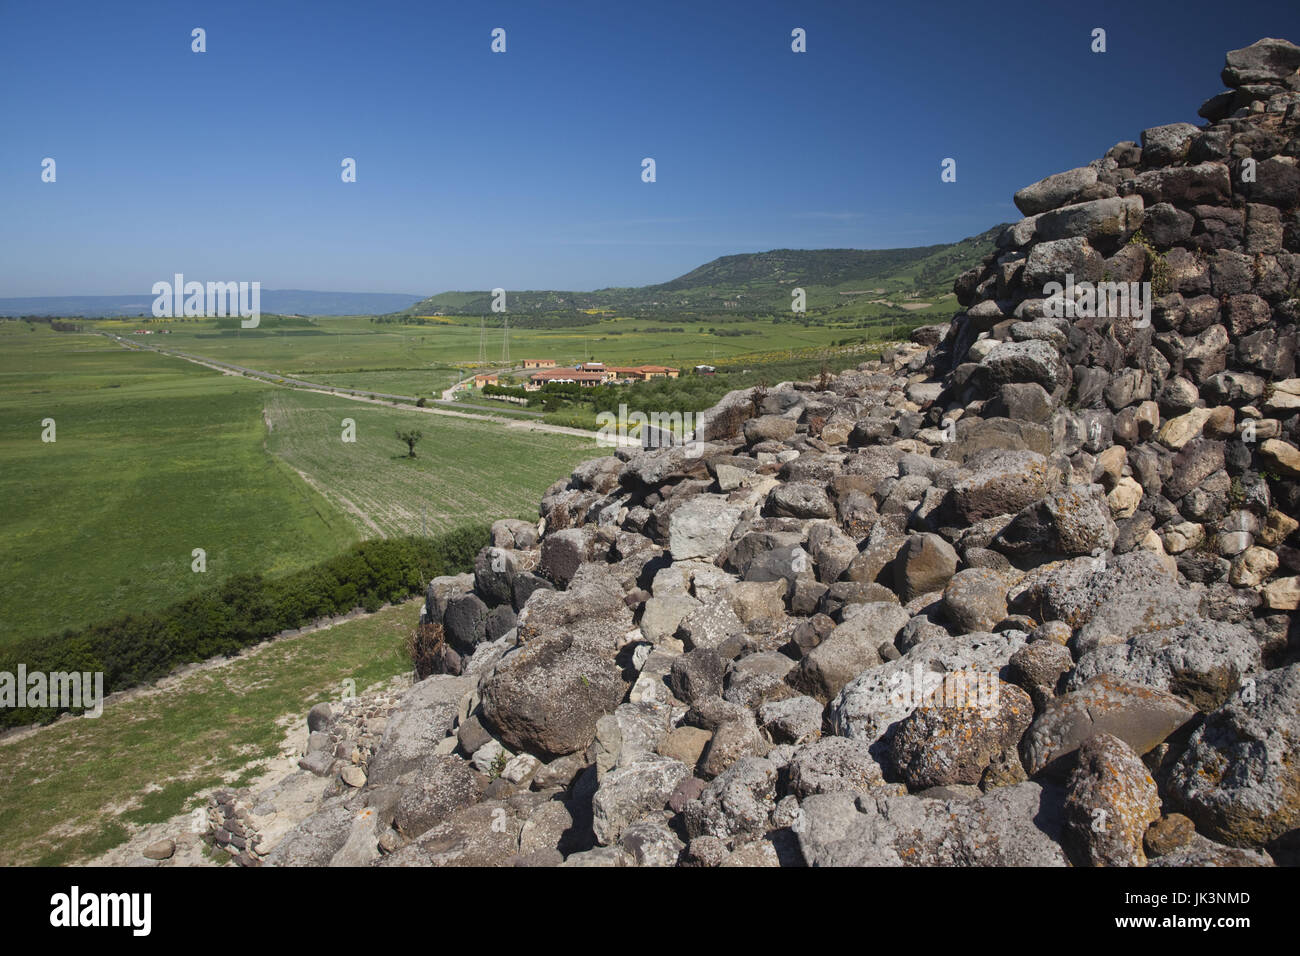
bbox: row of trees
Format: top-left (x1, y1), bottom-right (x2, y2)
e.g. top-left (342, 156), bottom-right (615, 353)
top-left (0, 528), bottom-right (487, 728)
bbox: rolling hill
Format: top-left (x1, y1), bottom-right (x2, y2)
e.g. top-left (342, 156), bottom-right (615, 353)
top-left (406, 225), bottom-right (1005, 317)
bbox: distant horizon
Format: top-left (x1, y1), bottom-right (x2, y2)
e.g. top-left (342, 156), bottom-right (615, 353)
top-left (0, 226), bottom-right (1001, 304)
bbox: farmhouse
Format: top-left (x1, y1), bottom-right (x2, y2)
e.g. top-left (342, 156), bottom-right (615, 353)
top-left (522, 358), bottom-right (556, 369)
top-left (472, 373), bottom-right (499, 388)
top-left (528, 367), bottom-right (608, 388)
top-left (608, 364), bottom-right (681, 382)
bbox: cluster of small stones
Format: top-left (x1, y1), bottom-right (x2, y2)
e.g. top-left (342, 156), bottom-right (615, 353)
top-left (259, 40), bottom-right (1299, 868)
top-left (295, 686), bottom-right (409, 790)
top-left (196, 684), bottom-right (408, 865)
top-left (205, 791), bottom-right (262, 866)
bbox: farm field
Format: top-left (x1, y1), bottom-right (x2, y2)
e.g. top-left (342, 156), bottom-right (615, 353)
top-left (0, 598), bottom-right (420, 867)
top-left (0, 323), bottom-right (357, 646)
top-left (93, 305), bottom-right (944, 392)
top-left (263, 388), bottom-right (606, 538)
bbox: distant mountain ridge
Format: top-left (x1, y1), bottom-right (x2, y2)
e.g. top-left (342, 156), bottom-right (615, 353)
top-left (0, 290), bottom-right (424, 318)
top-left (407, 226), bottom-right (1006, 316)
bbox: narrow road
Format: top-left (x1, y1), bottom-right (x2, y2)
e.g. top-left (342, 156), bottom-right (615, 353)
top-left (105, 335), bottom-right (640, 446)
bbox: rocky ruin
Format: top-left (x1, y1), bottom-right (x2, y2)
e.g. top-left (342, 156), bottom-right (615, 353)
top-left (250, 38), bottom-right (1300, 867)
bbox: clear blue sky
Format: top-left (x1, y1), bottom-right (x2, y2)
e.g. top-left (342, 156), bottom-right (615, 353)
top-left (1, 0), bottom-right (1296, 297)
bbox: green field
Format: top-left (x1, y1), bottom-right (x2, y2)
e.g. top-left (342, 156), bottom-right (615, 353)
top-left (0, 598), bottom-right (420, 867)
top-left (0, 323), bottom-right (357, 646)
top-left (264, 388), bottom-right (605, 538)
top-left (0, 323), bottom-right (608, 647)
top-left (96, 309), bottom-right (927, 386)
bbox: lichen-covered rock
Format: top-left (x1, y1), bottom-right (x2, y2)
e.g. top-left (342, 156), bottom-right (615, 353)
top-left (1063, 734), bottom-right (1161, 867)
top-left (393, 756), bottom-right (487, 837)
top-left (591, 754), bottom-right (691, 846)
top-left (942, 567), bottom-right (1009, 633)
top-left (787, 736), bottom-right (890, 798)
top-left (480, 636), bottom-right (627, 758)
top-left (1165, 665), bottom-right (1300, 849)
top-left (796, 783), bottom-right (1069, 866)
top-left (1067, 620), bottom-right (1261, 711)
top-left (890, 677), bottom-right (1033, 789)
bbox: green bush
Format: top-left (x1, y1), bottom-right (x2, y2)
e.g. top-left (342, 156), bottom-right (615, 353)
top-left (0, 526), bottom-right (488, 728)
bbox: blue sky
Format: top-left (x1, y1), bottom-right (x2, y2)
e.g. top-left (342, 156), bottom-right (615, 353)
top-left (1, 0), bottom-right (1297, 296)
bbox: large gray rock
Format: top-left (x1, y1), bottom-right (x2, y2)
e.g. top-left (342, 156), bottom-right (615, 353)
top-left (591, 754), bottom-right (691, 846)
top-left (393, 755), bottom-right (487, 837)
top-left (1014, 166), bottom-right (1100, 216)
top-left (994, 485), bottom-right (1116, 557)
top-left (1022, 236), bottom-right (1104, 288)
top-left (1222, 37), bottom-right (1300, 86)
top-left (790, 602), bottom-right (910, 702)
top-left (1139, 123), bottom-right (1200, 165)
top-left (758, 695), bottom-right (824, 745)
top-left (942, 568), bottom-right (1009, 633)
top-left (944, 450), bottom-right (1057, 523)
top-left (1007, 550), bottom-right (1177, 630)
top-left (537, 528), bottom-right (592, 587)
top-left (743, 415), bottom-right (797, 444)
top-left (830, 629), bottom-right (1027, 752)
top-left (480, 635), bottom-right (627, 758)
top-left (385, 801), bottom-right (524, 867)
top-left (1021, 674), bottom-right (1195, 777)
top-left (263, 799), bottom-right (356, 867)
top-left (676, 599), bottom-right (745, 653)
top-left (796, 783), bottom-right (1069, 866)
top-left (1033, 196), bottom-right (1144, 250)
top-left (787, 736), bottom-right (889, 798)
top-left (982, 340), bottom-right (1068, 392)
top-left (443, 592), bottom-right (489, 654)
top-left (894, 533), bottom-right (959, 602)
top-left (667, 496), bottom-right (746, 561)
top-left (683, 755), bottom-right (779, 842)
top-left (367, 675), bottom-right (474, 785)
top-left (1067, 620), bottom-right (1261, 712)
top-left (1166, 665), bottom-right (1300, 849)
top-left (767, 482), bottom-right (834, 519)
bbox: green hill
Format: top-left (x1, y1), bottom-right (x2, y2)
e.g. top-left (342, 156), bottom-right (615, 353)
top-left (406, 225), bottom-right (1005, 318)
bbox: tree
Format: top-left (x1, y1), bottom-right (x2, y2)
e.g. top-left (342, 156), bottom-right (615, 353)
top-left (396, 429), bottom-right (423, 458)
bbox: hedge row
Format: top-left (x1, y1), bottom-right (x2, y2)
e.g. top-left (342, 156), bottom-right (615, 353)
top-left (0, 526), bottom-right (488, 728)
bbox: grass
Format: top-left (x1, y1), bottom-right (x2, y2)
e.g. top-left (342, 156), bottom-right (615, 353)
top-left (0, 598), bottom-right (421, 867)
top-left (263, 388), bottom-right (606, 538)
top-left (0, 323), bottom-right (357, 646)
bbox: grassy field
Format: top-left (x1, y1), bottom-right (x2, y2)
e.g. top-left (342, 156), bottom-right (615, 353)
top-left (0, 323), bottom-right (358, 646)
top-left (0, 599), bottom-right (420, 867)
top-left (94, 309), bottom-right (936, 384)
top-left (264, 388), bottom-right (605, 538)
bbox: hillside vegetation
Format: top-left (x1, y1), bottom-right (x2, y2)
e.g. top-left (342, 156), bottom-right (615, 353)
top-left (405, 227), bottom-right (1003, 316)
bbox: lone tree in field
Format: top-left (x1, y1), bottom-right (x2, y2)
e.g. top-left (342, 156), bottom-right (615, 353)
top-left (396, 429), bottom-right (423, 458)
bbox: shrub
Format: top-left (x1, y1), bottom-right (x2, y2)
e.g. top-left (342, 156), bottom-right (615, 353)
top-left (0, 527), bottom-right (489, 728)
top-left (407, 618), bottom-right (447, 680)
